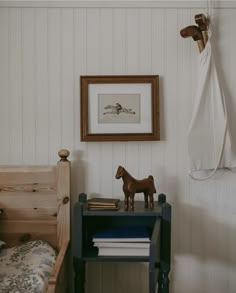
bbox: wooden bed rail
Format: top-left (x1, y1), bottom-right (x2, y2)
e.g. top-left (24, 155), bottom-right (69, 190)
top-left (47, 240), bottom-right (70, 293)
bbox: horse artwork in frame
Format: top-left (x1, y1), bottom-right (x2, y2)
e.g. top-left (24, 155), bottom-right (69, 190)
top-left (80, 75), bottom-right (160, 142)
top-left (115, 166), bottom-right (156, 210)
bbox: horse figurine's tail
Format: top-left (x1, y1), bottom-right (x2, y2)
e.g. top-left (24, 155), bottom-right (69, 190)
top-left (148, 175), bottom-right (156, 193)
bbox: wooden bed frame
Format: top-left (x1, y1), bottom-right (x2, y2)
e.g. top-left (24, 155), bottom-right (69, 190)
top-left (0, 149), bottom-right (71, 293)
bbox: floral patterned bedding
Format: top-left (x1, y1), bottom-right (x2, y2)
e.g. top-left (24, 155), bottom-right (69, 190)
top-left (0, 240), bottom-right (57, 293)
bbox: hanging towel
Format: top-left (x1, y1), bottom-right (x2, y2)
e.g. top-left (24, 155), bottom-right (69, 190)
top-left (188, 35), bottom-right (236, 180)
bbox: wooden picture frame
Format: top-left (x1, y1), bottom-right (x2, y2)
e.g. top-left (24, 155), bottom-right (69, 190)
top-left (80, 75), bottom-right (159, 141)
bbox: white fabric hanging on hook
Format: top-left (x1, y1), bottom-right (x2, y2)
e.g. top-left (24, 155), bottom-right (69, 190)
top-left (188, 34), bottom-right (236, 180)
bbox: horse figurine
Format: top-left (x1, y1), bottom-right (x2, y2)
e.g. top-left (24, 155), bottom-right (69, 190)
top-left (115, 166), bottom-right (156, 210)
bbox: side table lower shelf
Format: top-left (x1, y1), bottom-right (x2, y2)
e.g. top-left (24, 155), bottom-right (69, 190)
top-left (73, 193), bottom-right (171, 293)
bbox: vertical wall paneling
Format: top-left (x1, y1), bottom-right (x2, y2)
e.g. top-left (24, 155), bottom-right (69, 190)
top-left (22, 8), bottom-right (36, 164)
top-left (100, 142), bottom-right (113, 196)
top-left (126, 8), bottom-right (139, 73)
top-left (176, 8), bottom-right (192, 200)
top-left (115, 262), bottom-right (128, 293)
top-left (74, 8), bottom-right (87, 150)
top-left (73, 8), bottom-right (88, 200)
top-left (126, 142), bottom-right (140, 194)
top-left (125, 8), bottom-right (140, 209)
top-left (100, 8), bottom-right (114, 200)
top-left (207, 8), bottom-right (230, 293)
top-left (0, 8), bottom-right (9, 163)
top-left (175, 9), bottom-right (192, 292)
top-left (85, 6), bottom-right (101, 200)
top-left (8, 8), bottom-right (23, 164)
top-left (85, 6), bottom-right (101, 206)
top-left (163, 18), bottom-right (179, 293)
top-left (112, 142), bottom-right (126, 197)
top-left (228, 173), bottom-right (236, 293)
top-left (111, 8), bottom-right (127, 199)
top-left (35, 8), bottom-right (49, 164)
top-left (228, 10), bottom-right (236, 293)
top-left (85, 0), bottom-right (114, 269)
top-left (100, 8), bottom-right (113, 73)
top-left (163, 8), bottom-right (178, 195)
top-left (85, 136), bottom-right (101, 196)
top-left (222, 16), bottom-right (232, 291)
top-left (100, 262), bottom-right (115, 293)
top-left (139, 8), bottom-right (152, 73)
top-left (84, 10), bottom-right (102, 287)
top-left (150, 8), bottom-right (165, 75)
top-left (166, 7), bottom-right (193, 293)
top-left (227, 10), bottom-right (236, 155)
top-left (86, 263), bottom-right (102, 293)
top-left (112, 8), bottom-right (126, 74)
top-left (61, 8), bottom-right (74, 150)
top-left (138, 8), bottom-right (152, 203)
top-left (48, 8), bottom-right (61, 163)
top-left (139, 142), bottom-right (152, 181)
top-left (86, 8), bottom-right (100, 73)
top-left (1, 2), bottom-right (236, 293)
top-left (150, 9), bottom-right (165, 195)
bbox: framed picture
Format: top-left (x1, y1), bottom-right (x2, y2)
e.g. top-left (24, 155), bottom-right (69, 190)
top-left (80, 75), bottom-right (159, 141)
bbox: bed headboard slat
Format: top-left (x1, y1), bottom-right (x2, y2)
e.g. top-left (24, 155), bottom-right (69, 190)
top-left (0, 167), bottom-right (57, 184)
top-left (0, 193), bottom-right (57, 208)
top-left (0, 208), bottom-right (57, 220)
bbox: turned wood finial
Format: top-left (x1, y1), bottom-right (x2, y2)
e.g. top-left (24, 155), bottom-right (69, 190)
top-left (58, 149), bottom-right (70, 161)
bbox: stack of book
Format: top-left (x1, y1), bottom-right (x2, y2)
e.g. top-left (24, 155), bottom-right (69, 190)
top-left (93, 226), bottom-right (151, 256)
top-left (87, 198), bottom-right (120, 211)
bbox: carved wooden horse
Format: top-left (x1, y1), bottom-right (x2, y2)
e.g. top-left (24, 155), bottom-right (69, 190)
top-left (115, 166), bottom-right (156, 210)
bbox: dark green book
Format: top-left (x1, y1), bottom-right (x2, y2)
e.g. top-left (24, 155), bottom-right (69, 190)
top-left (88, 205), bottom-right (120, 211)
top-left (87, 198), bottom-right (120, 206)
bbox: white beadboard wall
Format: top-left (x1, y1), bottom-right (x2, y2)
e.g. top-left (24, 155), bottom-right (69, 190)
top-left (1, 1), bottom-right (236, 293)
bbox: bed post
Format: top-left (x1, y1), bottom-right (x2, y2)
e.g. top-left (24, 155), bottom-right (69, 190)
top-left (57, 149), bottom-right (71, 250)
top-left (47, 149), bottom-right (71, 293)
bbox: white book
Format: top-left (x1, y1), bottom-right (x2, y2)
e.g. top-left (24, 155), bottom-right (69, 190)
top-left (94, 242), bottom-right (150, 249)
top-left (93, 237), bottom-right (150, 243)
top-left (98, 246), bottom-right (150, 256)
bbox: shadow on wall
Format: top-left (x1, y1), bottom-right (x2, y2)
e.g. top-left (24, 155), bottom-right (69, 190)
top-left (174, 200), bottom-right (234, 262)
top-left (171, 180), bottom-right (236, 293)
top-left (159, 75), bottom-right (166, 141)
top-left (70, 149), bottom-right (88, 207)
top-left (209, 17), bottom-right (236, 155)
